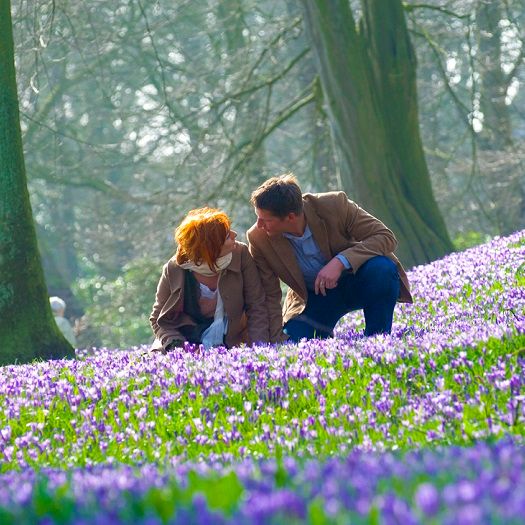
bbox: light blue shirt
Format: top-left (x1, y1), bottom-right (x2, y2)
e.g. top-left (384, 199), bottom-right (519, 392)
top-left (283, 226), bottom-right (351, 290)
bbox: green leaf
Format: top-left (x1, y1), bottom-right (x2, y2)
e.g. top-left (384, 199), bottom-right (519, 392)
top-left (32, 478), bottom-right (75, 524)
top-left (187, 470), bottom-right (243, 516)
top-left (144, 486), bottom-right (179, 524)
top-left (308, 498), bottom-right (329, 525)
top-left (0, 508), bottom-right (16, 525)
top-left (516, 263), bottom-right (525, 288)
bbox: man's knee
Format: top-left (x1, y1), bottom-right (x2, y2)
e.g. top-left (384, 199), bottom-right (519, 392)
top-left (358, 256), bottom-right (399, 298)
top-left (360, 256), bottom-right (397, 280)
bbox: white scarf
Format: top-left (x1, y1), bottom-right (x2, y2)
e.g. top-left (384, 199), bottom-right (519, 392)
top-left (201, 292), bottom-right (228, 349)
top-left (179, 252), bottom-right (232, 276)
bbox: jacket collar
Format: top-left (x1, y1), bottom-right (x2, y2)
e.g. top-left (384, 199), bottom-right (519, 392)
top-left (266, 199), bottom-right (331, 298)
top-left (224, 243), bottom-right (242, 273)
top-left (303, 200), bottom-right (332, 261)
top-left (268, 199), bottom-right (331, 260)
top-left (268, 233), bottom-right (305, 296)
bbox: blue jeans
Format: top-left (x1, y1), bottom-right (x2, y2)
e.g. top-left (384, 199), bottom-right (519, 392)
top-left (283, 256), bottom-right (400, 341)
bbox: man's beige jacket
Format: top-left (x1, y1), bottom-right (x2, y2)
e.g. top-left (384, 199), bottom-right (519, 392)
top-left (247, 192), bottom-right (413, 342)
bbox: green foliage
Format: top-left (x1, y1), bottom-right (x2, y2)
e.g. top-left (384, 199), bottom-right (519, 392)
top-left (1, 472), bottom-right (243, 525)
top-left (308, 498), bottom-right (329, 525)
top-left (142, 486), bottom-right (178, 523)
top-left (186, 470), bottom-right (244, 515)
top-left (1, 333), bottom-right (523, 474)
top-left (73, 257), bottom-right (162, 348)
top-left (32, 478), bottom-right (76, 524)
top-left (516, 263), bottom-right (525, 288)
top-left (453, 231), bottom-right (492, 252)
top-left (0, 509), bottom-right (15, 525)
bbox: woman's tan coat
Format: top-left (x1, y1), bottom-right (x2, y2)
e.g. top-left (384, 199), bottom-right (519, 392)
top-left (150, 242), bottom-right (269, 350)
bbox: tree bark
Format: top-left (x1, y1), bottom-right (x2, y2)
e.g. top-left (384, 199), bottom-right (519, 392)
top-left (301, 0), bottom-right (454, 267)
top-left (476, 2), bottom-right (512, 151)
top-left (0, 0), bottom-right (74, 364)
top-left (476, 1), bottom-right (524, 233)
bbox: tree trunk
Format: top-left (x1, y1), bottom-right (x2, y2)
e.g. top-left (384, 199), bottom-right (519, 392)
top-left (0, 0), bottom-right (74, 364)
top-left (476, 1), bottom-right (525, 234)
top-left (476, 2), bottom-right (512, 151)
top-left (215, 0), bottom-right (268, 227)
top-left (301, 0), bottom-right (454, 267)
top-left (283, 0), bottom-right (339, 192)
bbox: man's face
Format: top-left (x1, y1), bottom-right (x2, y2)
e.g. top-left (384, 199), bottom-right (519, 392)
top-left (255, 208), bottom-right (292, 236)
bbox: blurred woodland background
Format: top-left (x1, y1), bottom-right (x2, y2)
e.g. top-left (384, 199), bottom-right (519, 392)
top-left (11, 0), bottom-right (524, 348)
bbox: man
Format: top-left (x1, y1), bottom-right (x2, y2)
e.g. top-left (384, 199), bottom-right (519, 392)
top-left (247, 174), bottom-right (412, 342)
top-left (49, 296), bottom-right (77, 346)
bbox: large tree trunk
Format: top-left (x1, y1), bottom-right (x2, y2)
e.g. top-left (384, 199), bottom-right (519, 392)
top-left (0, 0), bottom-right (74, 364)
top-left (301, 0), bottom-right (454, 267)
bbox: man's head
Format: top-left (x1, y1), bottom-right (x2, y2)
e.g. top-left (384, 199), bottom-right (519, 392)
top-left (250, 174), bottom-right (304, 236)
top-left (49, 296), bottom-right (66, 317)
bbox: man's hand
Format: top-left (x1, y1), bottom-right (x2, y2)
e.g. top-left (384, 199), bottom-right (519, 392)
top-left (315, 257), bottom-right (345, 295)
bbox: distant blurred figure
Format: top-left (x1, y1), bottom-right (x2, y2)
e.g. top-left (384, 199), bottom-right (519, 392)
top-left (49, 296), bottom-right (76, 346)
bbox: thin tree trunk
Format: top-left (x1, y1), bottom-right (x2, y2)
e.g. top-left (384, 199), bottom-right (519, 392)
top-left (476, 1), bottom-right (524, 234)
top-left (0, 0), bottom-right (74, 364)
top-left (476, 2), bottom-right (512, 150)
top-left (301, 0), bottom-right (454, 267)
top-left (216, 0), bottom-right (268, 221)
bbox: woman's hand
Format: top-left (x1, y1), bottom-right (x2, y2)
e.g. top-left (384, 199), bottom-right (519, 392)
top-left (166, 337), bottom-right (186, 351)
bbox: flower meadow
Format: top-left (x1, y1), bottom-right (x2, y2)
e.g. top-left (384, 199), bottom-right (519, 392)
top-left (1, 231), bottom-right (524, 524)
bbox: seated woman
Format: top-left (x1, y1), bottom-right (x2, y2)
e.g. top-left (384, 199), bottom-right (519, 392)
top-left (150, 207), bottom-right (269, 351)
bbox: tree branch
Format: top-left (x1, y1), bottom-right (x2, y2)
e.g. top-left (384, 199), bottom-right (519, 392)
top-left (410, 25), bottom-right (475, 136)
top-left (403, 3), bottom-right (470, 19)
top-left (206, 78), bottom-right (317, 201)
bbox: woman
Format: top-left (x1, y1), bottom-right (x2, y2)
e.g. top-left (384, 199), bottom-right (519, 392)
top-left (150, 207), bottom-right (269, 351)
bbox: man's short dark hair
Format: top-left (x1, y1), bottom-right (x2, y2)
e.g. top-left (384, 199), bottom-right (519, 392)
top-left (250, 173), bottom-right (303, 218)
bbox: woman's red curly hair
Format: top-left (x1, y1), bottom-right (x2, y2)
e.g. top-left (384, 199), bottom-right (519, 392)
top-left (174, 207), bottom-right (231, 271)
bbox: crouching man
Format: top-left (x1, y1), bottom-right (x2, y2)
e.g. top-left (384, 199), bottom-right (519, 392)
top-left (247, 174), bottom-right (412, 342)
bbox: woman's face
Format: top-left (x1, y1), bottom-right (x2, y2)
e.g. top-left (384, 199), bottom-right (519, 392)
top-left (218, 230), bottom-right (237, 257)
